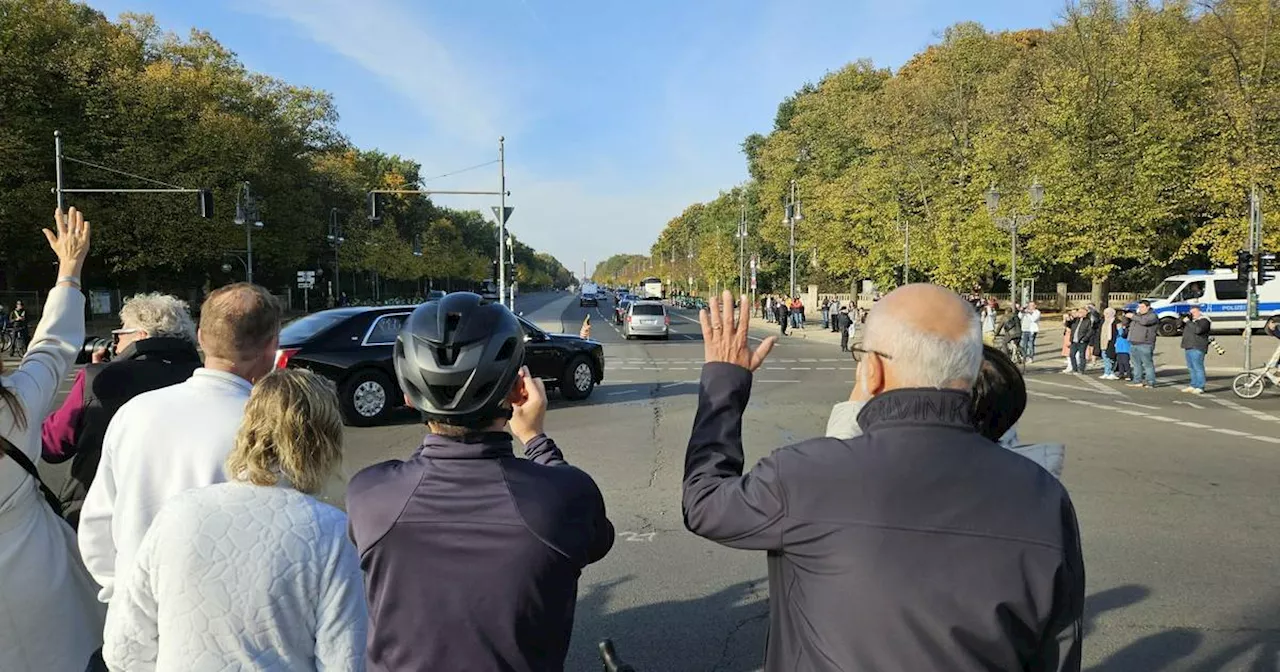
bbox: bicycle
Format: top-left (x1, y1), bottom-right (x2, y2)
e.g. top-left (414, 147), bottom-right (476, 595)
top-left (1231, 343), bottom-right (1280, 399)
top-left (599, 639), bottom-right (636, 672)
top-left (1, 324), bottom-right (27, 358)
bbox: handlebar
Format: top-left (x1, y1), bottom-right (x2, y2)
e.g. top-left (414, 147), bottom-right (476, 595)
top-left (599, 639), bottom-right (637, 672)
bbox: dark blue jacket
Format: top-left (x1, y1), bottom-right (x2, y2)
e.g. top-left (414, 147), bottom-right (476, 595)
top-left (347, 431), bottom-right (614, 672)
top-left (683, 364), bottom-right (1084, 672)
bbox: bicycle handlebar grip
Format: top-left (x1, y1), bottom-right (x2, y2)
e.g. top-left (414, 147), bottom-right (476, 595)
top-left (599, 639), bottom-right (636, 672)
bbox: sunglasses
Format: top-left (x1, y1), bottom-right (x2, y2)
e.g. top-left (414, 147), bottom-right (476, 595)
top-left (110, 328), bottom-right (141, 345)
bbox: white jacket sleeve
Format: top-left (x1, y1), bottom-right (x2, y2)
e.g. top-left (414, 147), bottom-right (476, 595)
top-left (825, 401), bottom-right (867, 440)
top-left (102, 520), bottom-right (161, 672)
top-left (314, 514), bottom-right (368, 671)
top-left (79, 408), bottom-right (124, 602)
top-left (4, 287), bottom-right (83, 458)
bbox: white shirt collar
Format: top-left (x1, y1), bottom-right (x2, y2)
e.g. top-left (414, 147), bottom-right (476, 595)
top-left (191, 368), bottom-right (254, 395)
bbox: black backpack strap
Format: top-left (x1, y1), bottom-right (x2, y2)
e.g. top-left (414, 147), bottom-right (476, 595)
top-left (1, 436), bottom-right (64, 514)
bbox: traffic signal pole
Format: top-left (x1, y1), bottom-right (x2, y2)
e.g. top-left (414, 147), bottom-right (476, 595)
top-left (1245, 187), bottom-right (1263, 372)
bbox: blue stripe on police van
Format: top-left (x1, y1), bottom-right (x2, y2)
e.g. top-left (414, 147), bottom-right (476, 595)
top-left (1154, 302), bottom-right (1280, 317)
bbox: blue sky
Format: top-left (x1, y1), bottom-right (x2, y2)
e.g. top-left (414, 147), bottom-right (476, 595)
top-left (87, 0), bottom-right (1064, 277)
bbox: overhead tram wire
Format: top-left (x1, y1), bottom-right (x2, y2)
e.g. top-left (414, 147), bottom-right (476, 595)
top-left (421, 159), bottom-right (500, 183)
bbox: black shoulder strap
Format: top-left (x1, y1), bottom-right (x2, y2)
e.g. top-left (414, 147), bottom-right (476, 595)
top-left (1, 435), bottom-right (64, 514)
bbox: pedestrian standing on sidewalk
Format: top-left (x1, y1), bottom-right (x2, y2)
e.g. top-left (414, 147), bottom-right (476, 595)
top-left (8, 300), bottom-right (29, 355)
top-left (829, 298), bottom-right (840, 332)
top-left (791, 296), bottom-right (805, 330)
top-left (1114, 317), bottom-right (1133, 380)
top-left (836, 307), bottom-right (853, 352)
top-left (1126, 300), bottom-right (1160, 388)
top-left (981, 298), bottom-right (999, 346)
top-left (765, 296), bottom-right (774, 323)
top-left (821, 297), bottom-right (831, 330)
top-left (776, 301), bottom-right (788, 335)
top-left (1068, 308), bottom-right (1094, 374)
top-left (1020, 302), bottom-right (1041, 363)
top-left (1085, 304), bottom-right (1103, 368)
top-left (1180, 304), bottom-right (1211, 394)
top-left (1098, 307), bottom-right (1118, 380)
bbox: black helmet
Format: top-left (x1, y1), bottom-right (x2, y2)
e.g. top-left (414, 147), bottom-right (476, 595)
top-left (394, 292), bottom-right (525, 425)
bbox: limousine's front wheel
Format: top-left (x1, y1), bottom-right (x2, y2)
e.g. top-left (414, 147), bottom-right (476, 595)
top-left (341, 369), bottom-right (393, 426)
top-left (560, 356), bottom-right (596, 401)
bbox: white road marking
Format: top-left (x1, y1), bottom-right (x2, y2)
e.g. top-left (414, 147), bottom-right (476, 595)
top-left (793, 367), bottom-right (811, 370)
top-left (1208, 396), bottom-right (1280, 423)
top-left (1172, 400), bottom-right (1205, 410)
top-left (1076, 375), bottom-right (1126, 397)
top-left (608, 389), bottom-right (638, 397)
top-left (757, 380), bottom-right (800, 383)
top-left (817, 367), bottom-right (835, 371)
top-left (1115, 400), bottom-right (1161, 410)
top-left (1026, 378), bottom-right (1094, 394)
top-left (1027, 390), bottom-right (1280, 446)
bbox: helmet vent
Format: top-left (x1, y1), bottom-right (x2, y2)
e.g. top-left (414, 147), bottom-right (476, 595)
top-left (495, 337), bottom-right (517, 362)
top-left (445, 312), bottom-right (462, 336)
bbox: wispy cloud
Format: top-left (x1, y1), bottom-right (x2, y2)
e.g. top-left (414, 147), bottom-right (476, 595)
top-left (241, 0), bottom-right (508, 146)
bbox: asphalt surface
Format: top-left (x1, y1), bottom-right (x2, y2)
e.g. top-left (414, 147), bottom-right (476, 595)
top-left (28, 291), bottom-right (1280, 671)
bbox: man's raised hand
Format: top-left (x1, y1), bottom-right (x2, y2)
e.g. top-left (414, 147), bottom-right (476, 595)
top-left (699, 290), bottom-right (776, 372)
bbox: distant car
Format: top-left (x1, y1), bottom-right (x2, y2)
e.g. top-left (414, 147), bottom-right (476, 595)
top-left (624, 301), bottom-right (669, 340)
top-left (614, 299), bottom-right (632, 325)
top-left (426, 290), bottom-right (446, 301)
top-left (580, 292), bottom-right (598, 307)
top-left (275, 306), bottom-right (606, 425)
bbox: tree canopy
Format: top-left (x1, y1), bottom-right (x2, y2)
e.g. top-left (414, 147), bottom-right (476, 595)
top-left (612, 0), bottom-right (1280, 299)
top-left (0, 0), bottom-right (574, 297)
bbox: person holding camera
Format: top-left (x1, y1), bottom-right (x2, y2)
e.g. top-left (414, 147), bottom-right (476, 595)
top-left (0, 208), bottom-right (106, 672)
top-left (41, 293), bottom-right (201, 528)
top-left (1180, 304), bottom-right (1211, 394)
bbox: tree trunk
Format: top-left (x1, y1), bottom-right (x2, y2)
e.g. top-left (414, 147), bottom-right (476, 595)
top-left (1091, 276), bottom-right (1109, 309)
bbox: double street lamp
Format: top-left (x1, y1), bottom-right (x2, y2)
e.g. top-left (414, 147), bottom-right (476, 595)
top-left (985, 180), bottom-right (1044, 306)
top-left (233, 182), bottom-right (264, 284)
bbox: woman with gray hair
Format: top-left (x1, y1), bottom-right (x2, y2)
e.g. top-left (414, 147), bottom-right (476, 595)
top-left (41, 292), bottom-right (201, 528)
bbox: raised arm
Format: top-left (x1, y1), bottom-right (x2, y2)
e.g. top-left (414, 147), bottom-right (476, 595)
top-left (4, 209), bottom-right (91, 460)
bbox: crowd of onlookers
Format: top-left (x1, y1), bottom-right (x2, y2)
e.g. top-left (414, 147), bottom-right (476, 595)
top-left (2, 208), bottom-right (1083, 672)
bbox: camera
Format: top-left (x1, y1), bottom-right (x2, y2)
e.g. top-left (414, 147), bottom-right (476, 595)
top-left (75, 336), bottom-right (113, 365)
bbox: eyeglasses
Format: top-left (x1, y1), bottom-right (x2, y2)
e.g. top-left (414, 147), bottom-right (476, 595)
top-left (110, 328), bottom-right (140, 344)
top-left (850, 346), bottom-right (893, 363)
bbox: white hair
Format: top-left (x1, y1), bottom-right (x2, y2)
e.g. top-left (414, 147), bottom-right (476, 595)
top-left (119, 293), bottom-right (197, 343)
top-left (863, 305), bottom-right (983, 388)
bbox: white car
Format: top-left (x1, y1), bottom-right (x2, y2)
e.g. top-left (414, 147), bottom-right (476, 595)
top-left (624, 301), bottom-right (669, 340)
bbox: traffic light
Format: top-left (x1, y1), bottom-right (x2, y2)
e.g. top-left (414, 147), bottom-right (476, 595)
top-left (1258, 252), bottom-right (1277, 286)
top-left (1237, 250), bottom-right (1253, 285)
top-left (197, 189), bottom-right (214, 219)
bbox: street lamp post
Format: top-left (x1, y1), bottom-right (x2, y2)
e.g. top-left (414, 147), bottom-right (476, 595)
top-left (898, 218), bottom-right (910, 286)
top-left (507, 233), bottom-right (516, 309)
top-left (784, 179), bottom-right (803, 298)
top-left (233, 182), bottom-right (263, 284)
top-left (738, 201), bottom-right (748, 298)
top-left (327, 208), bottom-right (345, 303)
top-left (985, 180), bottom-right (1045, 306)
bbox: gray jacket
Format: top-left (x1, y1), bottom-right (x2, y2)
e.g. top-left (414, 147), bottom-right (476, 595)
top-left (1127, 311), bottom-right (1160, 346)
top-left (684, 366), bottom-right (1084, 672)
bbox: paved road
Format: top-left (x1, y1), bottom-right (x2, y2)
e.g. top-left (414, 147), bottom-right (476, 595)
top-left (31, 292), bottom-right (1280, 670)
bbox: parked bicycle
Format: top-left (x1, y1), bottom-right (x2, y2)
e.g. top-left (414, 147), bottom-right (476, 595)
top-left (1231, 343), bottom-right (1280, 399)
top-left (0, 324), bottom-right (27, 357)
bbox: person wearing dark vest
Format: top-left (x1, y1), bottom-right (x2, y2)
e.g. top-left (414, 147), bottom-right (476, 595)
top-left (41, 293), bottom-right (200, 527)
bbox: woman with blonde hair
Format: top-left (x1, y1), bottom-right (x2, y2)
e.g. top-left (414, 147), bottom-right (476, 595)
top-left (104, 368), bottom-right (367, 671)
top-left (0, 208), bottom-right (105, 672)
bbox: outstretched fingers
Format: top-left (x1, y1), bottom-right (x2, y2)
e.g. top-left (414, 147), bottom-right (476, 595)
top-left (750, 336), bottom-right (777, 371)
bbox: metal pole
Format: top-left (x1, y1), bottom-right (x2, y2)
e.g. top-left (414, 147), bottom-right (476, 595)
top-left (246, 218), bottom-right (253, 284)
top-left (1010, 218), bottom-right (1018, 308)
top-left (1245, 186), bottom-right (1262, 371)
top-left (498, 137), bottom-right (508, 309)
top-left (789, 179), bottom-right (797, 298)
top-left (54, 131), bottom-right (65, 211)
top-left (739, 204), bottom-right (746, 298)
top-left (332, 209), bottom-right (340, 301)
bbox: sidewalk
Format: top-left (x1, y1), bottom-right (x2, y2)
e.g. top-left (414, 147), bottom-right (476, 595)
top-left (754, 316), bottom-right (1263, 380)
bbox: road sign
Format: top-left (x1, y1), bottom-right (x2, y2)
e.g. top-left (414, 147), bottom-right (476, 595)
top-left (297, 270), bottom-right (316, 289)
top-left (491, 206), bottom-right (515, 223)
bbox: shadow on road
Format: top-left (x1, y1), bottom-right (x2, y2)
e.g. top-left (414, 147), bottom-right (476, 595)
top-left (571, 577), bottom-right (769, 672)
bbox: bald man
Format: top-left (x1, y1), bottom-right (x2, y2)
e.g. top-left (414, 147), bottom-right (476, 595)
top-left (683, 286), bottom-right (1083, 672)
top-left (80, 283), bottom-right (282, 606)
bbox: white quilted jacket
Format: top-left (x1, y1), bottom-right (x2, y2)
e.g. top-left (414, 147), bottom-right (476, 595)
top-left (102, 482), bottom-right (367, 671)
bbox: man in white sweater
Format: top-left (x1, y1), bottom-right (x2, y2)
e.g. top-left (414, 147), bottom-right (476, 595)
top-left (79, 283), bottom-right (281, 604)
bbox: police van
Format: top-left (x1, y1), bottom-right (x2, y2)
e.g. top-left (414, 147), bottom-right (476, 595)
top-left (1131, 269), bottom-right (1280, 337)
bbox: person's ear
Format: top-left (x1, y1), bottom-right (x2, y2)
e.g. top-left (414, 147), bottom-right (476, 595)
top-left (865, 351), bottom-right (888, 396)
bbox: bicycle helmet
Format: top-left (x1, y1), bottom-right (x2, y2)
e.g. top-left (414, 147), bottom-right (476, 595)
top-left (394, 292), bottom-right (525, 425)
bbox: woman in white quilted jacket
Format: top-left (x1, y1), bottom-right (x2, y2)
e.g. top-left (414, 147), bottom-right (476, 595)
top-left (103, 368), bottom-right (368, 671)
top-left (0, 208), bottom-right (105, 672)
